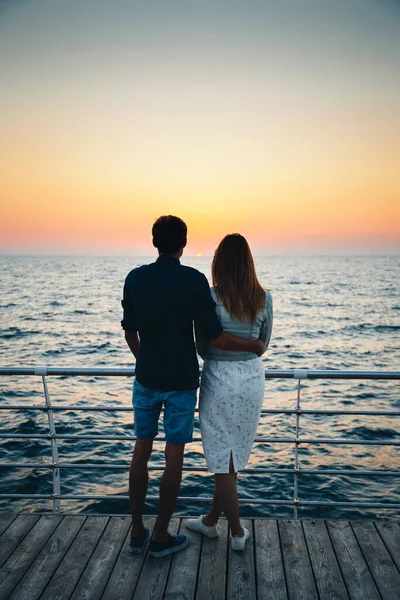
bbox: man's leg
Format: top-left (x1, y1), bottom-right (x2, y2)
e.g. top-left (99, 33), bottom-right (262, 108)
top-left (152, 388), bottom-right (196, 545)
top-left (130, 380), bottom-right (162, 539)
top-left (129, 438), bottom-right (153, 538)
top-left (153, 442), bottom-right (185, 543)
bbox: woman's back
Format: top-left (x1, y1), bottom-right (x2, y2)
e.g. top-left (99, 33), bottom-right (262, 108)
top-left (196, 233), bottom-right (274, 543)
top-left (197, 288), bottom-right (273, 361)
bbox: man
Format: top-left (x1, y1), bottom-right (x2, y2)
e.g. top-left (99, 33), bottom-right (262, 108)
top-left (122, 215), bottom-right (263, 557)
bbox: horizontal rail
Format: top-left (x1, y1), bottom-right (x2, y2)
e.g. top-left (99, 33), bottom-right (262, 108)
top-left (1, 493), bottom-right (399, 510)
top-left (0, 367), bottom-right (399, 379)
top-left (1, 462), bottom-right (399, 477)
top-left (1, 365), bottom-right (399, 517)
top-left (1, 433), bottom-right (399, 445)
top-left (1, 404), bottom-right (400, 417)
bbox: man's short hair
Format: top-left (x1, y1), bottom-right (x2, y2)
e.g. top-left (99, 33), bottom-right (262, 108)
top-left (152, 215), bottom-right (187, 254)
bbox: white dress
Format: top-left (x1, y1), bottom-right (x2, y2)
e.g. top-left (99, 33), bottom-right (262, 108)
top-left (197, 289), bottom-right (273, 474)
top-left (199, 357), bottom-right (265, 473)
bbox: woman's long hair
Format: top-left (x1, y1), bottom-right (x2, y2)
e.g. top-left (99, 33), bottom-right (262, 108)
top-left (212, 234), bottom-right (265, 322)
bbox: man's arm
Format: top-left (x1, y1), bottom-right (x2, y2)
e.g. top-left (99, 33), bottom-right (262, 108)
top-left (194, 273), bottom-right (263, 356)
top-left (125, 331), bottom-right (140, 358)
top-left (121, 277), bottom-right (140, 358)
top-left (210, 332), bottom-right (264, 356)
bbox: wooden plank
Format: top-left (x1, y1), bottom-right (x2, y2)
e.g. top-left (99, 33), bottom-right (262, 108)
top-left (102, 516), bottom-right (156, 600)
top-left (254, 519), bottom-right (287, 600)
top-left (40, 516), bottom-right (109, 600)
top-left (70, 516), bottom-right (131, 600)
top-left (375, 521), bottom-right (400, 572)
top-left (0, 513), bottom-right (17, 537)
top-left (303, 520), bottom-right (349, 600)
top-left (196, 519), bottom-right (228, 600)
top-left (9, 515), bottom-right (85, 600)
top-left (327, 521), bottom-right (380, 600)
top-left (133, 518), bottom-right (180, 600)
top-left (227, 519), bottom-right (256, 600)
top-left (164, 518), bottom-right (202, 600)
top-left (0, 515), bottom-right (62, 599)
top-left (0, 514), bottom-right (39, 568)
top-left (352, 520), bottom-right (400, 600)
top-left (278, 519), bottom-right (318, 600)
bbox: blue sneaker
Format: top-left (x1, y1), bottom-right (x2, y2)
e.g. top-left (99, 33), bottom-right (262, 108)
top-left (129, 527), bottom-right (150, 554)
top-left (149, 533), bottom-right (189, 558)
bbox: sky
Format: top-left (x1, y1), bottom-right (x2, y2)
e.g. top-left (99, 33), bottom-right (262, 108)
top-left (0, 0), bottom-right (399, 255)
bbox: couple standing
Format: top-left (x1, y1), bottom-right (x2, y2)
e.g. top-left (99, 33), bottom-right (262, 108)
top-left (122, 215), bottom-right (273, 558)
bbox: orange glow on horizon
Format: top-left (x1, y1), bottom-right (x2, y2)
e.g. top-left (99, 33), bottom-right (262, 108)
top-left (1, 151), bottom-right (399, 254)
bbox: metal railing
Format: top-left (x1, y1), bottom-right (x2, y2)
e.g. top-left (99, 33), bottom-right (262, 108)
top-left (0, 366), bottom-right (399, 517)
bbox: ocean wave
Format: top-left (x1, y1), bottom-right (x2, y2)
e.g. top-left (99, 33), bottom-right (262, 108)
top-left (374, 325), bottom-right (400, 333)
top-left (1, 388), bottom-right (39, 398)
top-left (339, 323), bottom-right (400, 335)
top-left (13, 417), bottom-right (47, 434)
top-left (343, 426), bottom-right (399, 440)
top-left (0, 327), bottom-right (42, 340)
top-left (74, 342), bottom-right (115, 355)
top-left (43, 348), bottom-right (66, 356)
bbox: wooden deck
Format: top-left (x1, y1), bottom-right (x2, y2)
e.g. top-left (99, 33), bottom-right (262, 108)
top-left (0, 514), bottom-right (399, 600)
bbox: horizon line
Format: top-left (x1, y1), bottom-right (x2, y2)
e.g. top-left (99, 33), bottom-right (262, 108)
top-left (1, 252), bottom-right (399, 259)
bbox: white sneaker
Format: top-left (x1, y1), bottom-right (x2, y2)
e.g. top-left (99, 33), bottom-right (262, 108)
top-left (231, 526), bottom-right (250, 551)
top-left (185, 516), bottom-right (220, 538)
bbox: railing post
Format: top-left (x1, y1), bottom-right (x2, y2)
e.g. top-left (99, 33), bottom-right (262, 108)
top-left (293, 369), bottom-right (307, 519)
top-left (36, 367), bottom-right (61, 513)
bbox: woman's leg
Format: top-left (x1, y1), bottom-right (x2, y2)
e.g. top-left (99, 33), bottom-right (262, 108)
top-left (203, 455), bottom-right (243, 536)
top-left (213, 473), bottom-right (243, 536)
top-left (202, 477), bottom-right (223, 525)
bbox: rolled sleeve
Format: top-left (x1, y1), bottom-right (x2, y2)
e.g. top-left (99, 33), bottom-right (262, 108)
top-left (121, 282), bottom-right (138, 332)
top-left (194, 274), bottom-right (223, 342)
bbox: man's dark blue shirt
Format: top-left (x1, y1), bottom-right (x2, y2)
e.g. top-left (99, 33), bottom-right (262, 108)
top-left (121, 255), bottom-right (223, 391)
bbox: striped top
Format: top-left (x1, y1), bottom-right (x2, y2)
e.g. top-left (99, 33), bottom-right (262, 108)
top-left (196, 288), bottom-right (273, 361)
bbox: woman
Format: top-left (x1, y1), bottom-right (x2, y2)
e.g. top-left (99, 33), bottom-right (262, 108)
top-left (187, 234), bottom-right (273, 550)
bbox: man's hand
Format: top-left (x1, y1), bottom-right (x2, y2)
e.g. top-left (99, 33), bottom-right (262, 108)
top-left (255, 338), bottom-right (264, 357)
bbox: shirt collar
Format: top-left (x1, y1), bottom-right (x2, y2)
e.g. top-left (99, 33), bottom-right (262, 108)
top-left (155, 255), bottom-right (181, 267)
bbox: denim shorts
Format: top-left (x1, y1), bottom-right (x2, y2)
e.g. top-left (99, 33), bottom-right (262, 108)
top-left (132, 380), bottom-right (197, 445)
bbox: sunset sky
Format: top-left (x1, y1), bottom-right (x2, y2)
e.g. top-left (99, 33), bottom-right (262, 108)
top-left (0, 0), bottom-right (399, 255)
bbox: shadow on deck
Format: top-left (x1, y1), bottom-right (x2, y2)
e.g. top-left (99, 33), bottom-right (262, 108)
top-left (0, 513), bottom-right (399, 599)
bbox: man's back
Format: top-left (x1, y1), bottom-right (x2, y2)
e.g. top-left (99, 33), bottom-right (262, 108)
top-left (122, 255), bottom-right (222, 391)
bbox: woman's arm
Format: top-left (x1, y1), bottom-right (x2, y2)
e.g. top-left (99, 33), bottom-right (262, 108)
top-left (259, 292), bottom-right (273, 354)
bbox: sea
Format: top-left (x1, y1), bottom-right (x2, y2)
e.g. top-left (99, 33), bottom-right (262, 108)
top-left (0, 255), bottom-right (399, 520)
